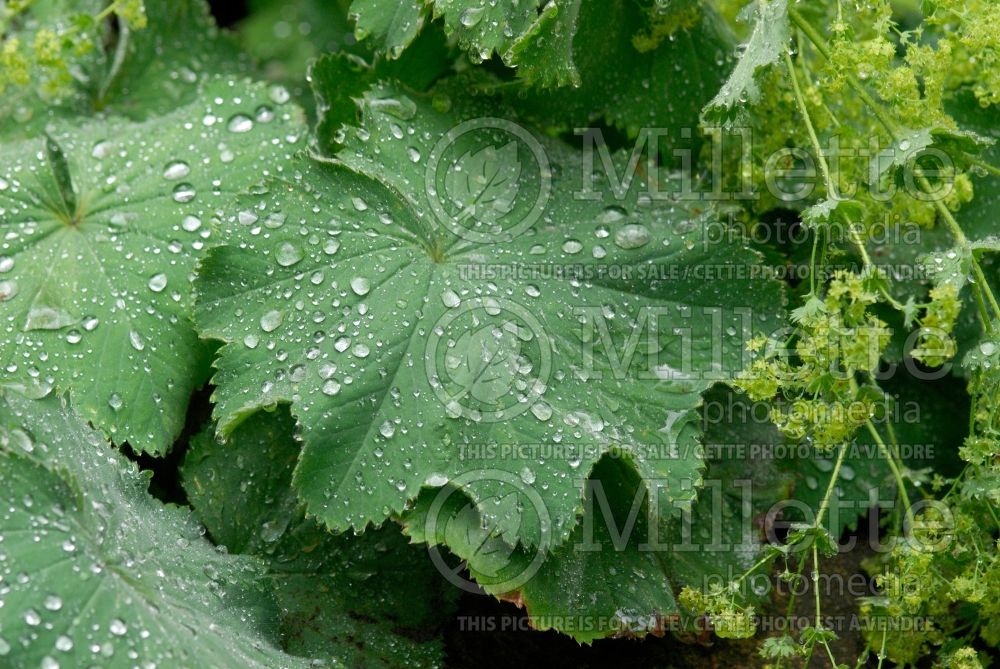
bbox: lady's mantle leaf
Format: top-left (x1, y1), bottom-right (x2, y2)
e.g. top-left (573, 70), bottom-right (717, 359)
top-left (194, 81), bottom-right (785, 552)
top-left (0, 78), bottom-right (305, 454)
top-left (0, 390), bottom-right (311, 668)
top-left (182, 408), bottom-right (456, 668)
top-left (702, 0), bottom-right (788, 125)
top-left (401, 387), bottom-right (789, 642)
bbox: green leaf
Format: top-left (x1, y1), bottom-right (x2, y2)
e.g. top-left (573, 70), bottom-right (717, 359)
top-left (869, 125), bottom-right (992, 184)
top-left (350, 0), bottom-right (426, 59)
top-left (182, 407), bottom-right (456, 668)
top-left (505, 1), bottom-right (734, 139)
top-left (0, 77), bottom-right (306, 454)
top-left (402, 456), bottom-right (682, 643)
top-left (0, 0), bottom-right (251, 141)
top-left (399, 386), bottom-right (790, 642)
top-left (0, 390), bottom-right (311, 668)
top-left (195, 80), bottom-right (785, 551)
top-left (702, 0), bottom-right (788, 125)
top-left (348, 0), bottom-right (732, 139)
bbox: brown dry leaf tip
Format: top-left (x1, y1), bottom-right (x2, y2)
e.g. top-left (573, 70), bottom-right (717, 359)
top-left (497, 590), bottom-right (526, 609)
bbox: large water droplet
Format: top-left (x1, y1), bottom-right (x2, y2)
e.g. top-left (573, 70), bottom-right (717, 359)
top-left (163, 160), bottom-right (191, 180)
top-left (148, 273), bottom-right (168, 292)
top-left (275, 242), bottom-right (303, 267)
top-left (129, 329), bottom-right (145, 351)
top-left (350, 277), bottom-right (371, 296)
top-left (227, 114), bottom-right (254, 133)
top-left (460, 6), bottom-right (484, 26)
top-left (614, 224), bottom-right (651, 249)
top-left (172, 183), bottom-right (196, 203)
top-left (260, 310), bottom-right (283, 332)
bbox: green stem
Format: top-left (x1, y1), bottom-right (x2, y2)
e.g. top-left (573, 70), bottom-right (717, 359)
top-left (783, 49), bottom-right (836, 197)
top-left (814, 444), bottom-right (848, 530)
top-left (865, 419), bottom-right (913, 526)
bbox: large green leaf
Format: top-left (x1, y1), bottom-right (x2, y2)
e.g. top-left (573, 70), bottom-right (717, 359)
top-left (195, 80), bottom-right (785, 553)
top-left (0, 390), bottom-right (310, 668)
top-left (503, 0), bottom-right (734, 139)
top-left (0, 77), bottom-right (306, 454)
top-left (182, 408), bottom-right (456, 668)
top-left (349, 0), bottom-right (537, 66)
top-left (0, 0), bottom-right (251, 141)
top-left (400, 386), bottom-right (790, 642)
top-left (349, 0), bottom-right (733, 139)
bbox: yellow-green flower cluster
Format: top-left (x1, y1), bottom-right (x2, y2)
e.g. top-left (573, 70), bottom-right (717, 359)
top-left (734, 271), bottom-right (891, 448)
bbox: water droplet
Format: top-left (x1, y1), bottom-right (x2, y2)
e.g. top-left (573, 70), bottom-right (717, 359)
top-left (379, 421), bottom-right (395, 438)
top-left (227, 114), bottom-right (254, 133)
top-left (530, 402), bottom-right (553, 421)
top-left (562, 240), bottom-right (583, 254)
top-left (91, 140), bottom-right (113, 159)
top-left (182, 215), bottom-right (202, 232)
top-left (269, 85), bottom-right (291, 104)
top-left (148, 273), bottom-right (168, 293)
top-left (109, 619), bottom-right (127, 636)
top-left (614, 224), bottom-right (651, 249)
top-left (426, 473), bottom-right (449, 487)
top-left (322, 379), bottom-right (342, 396)
top-left (350, 277), bottom-right (371, 296)
top-left (260, 310), bottom-right (283, 332)
top-left (441, 289), bottom-right (461, 308)
top-left (255, 105), bottom-right (275, 122)
top-left (0, 280), bottom-right (16, 301)
top-left (129, 329), bottom-right (145, 351)
top-left (0, 256), bottom-right (12, 273)
top-left (162, 160), bottom-right (191, 180)
top-left (275, 242), bottom-right (303, 267)
top-left (598, 206), bottom-right (627, 224)
top-left (172, 183), bottom-right (196, 203)
top-left (460, 6), bottom-right (484, 26)
top-left (24, 306), bottom-right (75, 331)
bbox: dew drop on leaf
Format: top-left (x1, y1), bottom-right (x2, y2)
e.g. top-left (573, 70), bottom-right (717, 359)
top-left (162, 160), bottom-right (191, 180)
top-left (227, 114), bottom-right (254, 133)
top-left (172, 183), bottom-right (196, 203)
top-left (260, 310), bottom-right (283, 332)
top-left (275, 242), bottom-right (303, 267)
top-left (350, 277), bottom-right (371, 296)
top-left (148, 273), bottom-right (168, 293)
top-left (614, 224), bottom-right (651, 249)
